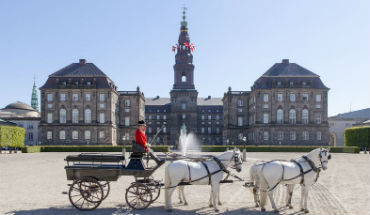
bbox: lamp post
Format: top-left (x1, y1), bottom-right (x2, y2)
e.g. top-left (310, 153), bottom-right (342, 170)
top-left (122, 135), bottom-right (127, 158)
top-left (242, 136), bottom-right (247, 161)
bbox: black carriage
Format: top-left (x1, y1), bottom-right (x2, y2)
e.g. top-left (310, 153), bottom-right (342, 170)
top-left (65, 144), bottom-right (164, 211)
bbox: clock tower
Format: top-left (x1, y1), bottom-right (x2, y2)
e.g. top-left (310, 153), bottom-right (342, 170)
top-left (169, 8), bottom-right (198, 147)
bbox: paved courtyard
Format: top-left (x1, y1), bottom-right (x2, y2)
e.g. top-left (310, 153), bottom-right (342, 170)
top-left (0, 151), bottom-right (369, 215)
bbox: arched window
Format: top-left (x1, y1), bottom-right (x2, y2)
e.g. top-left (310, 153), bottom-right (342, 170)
top-left (289, 109), bottom-right (296, 124)
top-left (302, 109), bottom-right (309, 124)
top-left (181, 74), bottom-right (187, 82)
top-left (59, 130), bottom-right (65, 140)
top-left (84, 109), bottom-right (91, 123)
top-left (72, 130), bottom-right (78, 139)
top-left (59, 109), bottom-right (66, 123)
top-left (72, 109), bottom-right (79, 123)
top-left (277, 109), bottom-right (283, 124)
top-left (84, 130), bottom-right (91, 140)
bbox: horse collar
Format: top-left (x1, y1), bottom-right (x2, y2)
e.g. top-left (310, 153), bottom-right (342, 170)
top-left (302, 156), bottom-right (319, 172)
top-left (212, 156), bottom-right (229, 174)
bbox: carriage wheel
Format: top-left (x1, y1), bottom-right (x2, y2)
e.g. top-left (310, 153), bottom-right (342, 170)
top-left (68, 177), bottom-right (104, 211)
top-left (100, 181), bottom-right (110, 200)
top-left (125, 183), bottom-right (153, 210)
top-left (147, 183), bottom-right (161, 202)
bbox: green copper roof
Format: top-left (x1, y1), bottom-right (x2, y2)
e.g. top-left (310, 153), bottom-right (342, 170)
top-left (181, 7), bottom-right (188, 28)
top-left (31, 79), bottom-right (39, 111)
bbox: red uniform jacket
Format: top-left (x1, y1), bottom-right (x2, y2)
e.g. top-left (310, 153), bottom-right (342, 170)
top-left (135, 129), bottom-right (148, 152)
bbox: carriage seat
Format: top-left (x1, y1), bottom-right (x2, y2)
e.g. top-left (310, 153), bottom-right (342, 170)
top-left (126, 141), bottom-right (146, 170)
top-left (131, 140), bottom-right (146, 155)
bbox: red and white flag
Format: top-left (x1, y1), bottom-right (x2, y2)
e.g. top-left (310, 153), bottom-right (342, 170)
top-left (172, 46), bottom-right (176, 52)
top-left (189, 43), bottom-right (195, 51)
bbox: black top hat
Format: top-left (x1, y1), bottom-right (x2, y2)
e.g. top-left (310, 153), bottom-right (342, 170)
top-left (138, 120), bottom-right (147, 126)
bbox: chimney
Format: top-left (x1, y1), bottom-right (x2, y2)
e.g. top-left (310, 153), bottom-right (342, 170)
top-left (282, 59), bottom-right (289, 64)
top-left (207, 95), bottom-right (211, 100)
top-left (79, 59), bottom-right (86, 64)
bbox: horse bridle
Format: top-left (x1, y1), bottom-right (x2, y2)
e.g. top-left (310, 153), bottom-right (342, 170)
top-left (318, 149), bottom-right (331, 168)
top-left (229, 152), bottom-right (243, 170)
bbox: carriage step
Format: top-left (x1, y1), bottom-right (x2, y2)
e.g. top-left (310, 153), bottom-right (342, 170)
top-left (243, 182), bottom-right (254, 187)
top-left (220, 180), bottom-right (233, 183)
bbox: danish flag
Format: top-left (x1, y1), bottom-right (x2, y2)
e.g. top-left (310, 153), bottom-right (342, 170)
top-left (189, 43), bottom-right (195, 51)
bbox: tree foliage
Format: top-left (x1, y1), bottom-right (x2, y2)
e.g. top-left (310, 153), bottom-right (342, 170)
top-left (0, 126), bottom-right (25, 147)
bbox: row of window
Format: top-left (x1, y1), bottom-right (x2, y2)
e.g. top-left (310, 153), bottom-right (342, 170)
top-left (200, 127), bottom-right (221, 134)
top-left (46, 109), bottom-right (131, 126)
top-left (262, 93), bottom-right (322, 103)
top-left (240, 93), bottom-right (322, 106)
top-left (47, 93), bottom-right (131, 106)
top-left (201, 115), bottom-right (221, 120)
top-left (261, 131), bottom-right (322, 141)
top-left (262, 109), bottom-right (321, 124)
top-left (46, 130), bottom-right (106, 140)
top-left (147, 127), bottom-right (167, 134)
top-left (147, 114), bottom-right (222, 121)
top-left (241, 110), bottom-right (322, 126)
top-left (148, 115), bottom-right (167, 120)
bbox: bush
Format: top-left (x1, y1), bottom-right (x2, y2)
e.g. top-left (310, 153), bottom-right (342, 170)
top-left (21, 145), bottom-right (170, 153)
top-left (0, 126), bottom-right (25, 148)
top-left (344, 126), bottom-right (370, 149)
top-left (200, 145), bottom-right (359, 153)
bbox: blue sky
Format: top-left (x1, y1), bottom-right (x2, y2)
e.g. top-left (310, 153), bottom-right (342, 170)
top-left (0, 0), bottom-right (369, 116)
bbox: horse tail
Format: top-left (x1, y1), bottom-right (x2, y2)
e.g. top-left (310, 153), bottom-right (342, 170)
top-left (164, 163), bottom-right (171, 208)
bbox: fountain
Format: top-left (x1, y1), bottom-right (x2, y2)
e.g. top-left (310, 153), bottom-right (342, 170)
top-left (179, 123), bottom-right (200, 156)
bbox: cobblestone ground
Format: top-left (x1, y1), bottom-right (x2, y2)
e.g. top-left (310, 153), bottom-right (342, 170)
top-left (0, 151), bottom-right (369, 215)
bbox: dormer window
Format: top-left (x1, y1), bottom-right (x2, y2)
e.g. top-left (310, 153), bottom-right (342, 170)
top-left (290, 81), bottom-right (294, 87)
top-left (277, 81), bottom-right (282, 86)
top-left (302, 81), bottom-right (306, 86)
top-left (62, 81), bottom-right (67, 86)
top-left (87, 81), bottom-right (91, 86)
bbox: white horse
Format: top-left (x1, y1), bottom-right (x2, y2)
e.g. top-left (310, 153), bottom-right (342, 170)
top-left (250, 148), bottom-right (331, 213)
top-left (164, 149), bottom-right (243, 212)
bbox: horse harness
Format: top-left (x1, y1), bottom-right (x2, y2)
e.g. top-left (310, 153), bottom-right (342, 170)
top-left (166, 154), bottom-right (240, 189)
top-left (263, 156), bottom-right (321, 192)
top-left (185, 156), bottom-right (230, 185)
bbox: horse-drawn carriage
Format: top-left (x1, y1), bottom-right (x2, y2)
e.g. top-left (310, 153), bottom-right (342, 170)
top-left (65, 144), bottom-right (165, 211)
top-left (65, 143), bottom-right (331, 213)
top-left (64, 142), bottom-right (243, 211)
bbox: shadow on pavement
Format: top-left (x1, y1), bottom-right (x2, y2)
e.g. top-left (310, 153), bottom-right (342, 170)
top-left (5, 205), bottom-right (304, 215)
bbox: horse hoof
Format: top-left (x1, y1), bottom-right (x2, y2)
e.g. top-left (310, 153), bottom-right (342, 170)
top-left (255, 204), bottom-right (259, 207)
top-left (289, 206), bottom-right (293, 209)
top-left (274, 210), bottom-right (279, 213)
top-left (215, 209), bottom-right (220, 212)
top-left (218, 202), bottom-right (222, 206)
top-left (304, 209), bottom-right (309, 213)
top-left (261, 208), bottom-right (266, 212)
top-left (167, 209), bottom-right (173, 212)
top-left (209, 204), bottom-right (213, 208)
top-left (184, 202), bottom-right (188, 206)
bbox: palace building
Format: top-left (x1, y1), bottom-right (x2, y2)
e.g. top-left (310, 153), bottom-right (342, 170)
top-left (38, 11), bottom-right (329, 146)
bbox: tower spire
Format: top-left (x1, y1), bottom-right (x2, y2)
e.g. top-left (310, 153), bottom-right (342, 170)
top-left (181, 6), bottom-right (187, 28)
top-left (173, 7), bottom-right (195, 90)
top-left (31, 76), bottom-right (39, 111)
